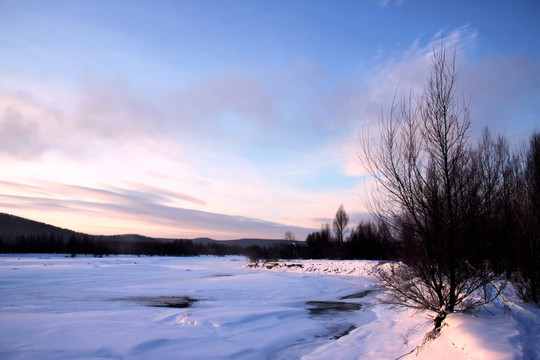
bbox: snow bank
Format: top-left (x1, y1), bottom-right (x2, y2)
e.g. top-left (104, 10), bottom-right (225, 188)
top-left (244, 259), bottom-right (385, 277)
top-left (251, 259), bottom-right (539, 360)
top-left (410, 297), bottom-right (540, 360)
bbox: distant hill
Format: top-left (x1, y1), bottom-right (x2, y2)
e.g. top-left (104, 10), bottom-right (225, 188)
top-left (0, 213), bottom-right (79, 241)
top-left (0, 213), bottom-right (294, 248)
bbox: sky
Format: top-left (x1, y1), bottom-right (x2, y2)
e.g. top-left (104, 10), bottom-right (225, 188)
top-left (0, 0), bottom-right (539, 240)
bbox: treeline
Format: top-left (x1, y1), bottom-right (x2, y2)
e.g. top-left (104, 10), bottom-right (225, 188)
top-left (1, 220), bottom-right (398, 261)
top-left (245, 220), bottom-right (398, 262)
top-left (0, 234), bottom-right (242, 257)
top-left (476, 131), bottom-right (540, 303)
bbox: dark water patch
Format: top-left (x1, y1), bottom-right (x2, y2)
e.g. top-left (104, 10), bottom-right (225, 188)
top-left (340, 289), bottom-right (374, 300)
top-left (205, 274), bottom-right (233, 278)
top-left (306, 301), bottom-right (362, 315)
top-left (334, 325), bottom-right (357, 339)
top-left (123, 296), bottom-right (198, 308)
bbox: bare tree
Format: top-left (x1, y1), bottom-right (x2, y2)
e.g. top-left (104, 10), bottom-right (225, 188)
top-left (333, 205), bottom-right (349, 247)
top-left (283, 230), bottom-right (298, 259)
top-left (360, 43), bottom-right (500, 327)
top-left (284, 231), bottom-right (296, 243)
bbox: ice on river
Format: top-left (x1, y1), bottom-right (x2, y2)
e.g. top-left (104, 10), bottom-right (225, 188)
top-left (0, 255), bottom-right (381, 359)
top-left (0, 255), bottom-right (537, 359)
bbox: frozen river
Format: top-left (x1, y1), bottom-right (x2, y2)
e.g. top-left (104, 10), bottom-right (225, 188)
top-left (3, 255), bottom-right (532, 359)
top-left (0, 255), bottom-right (377, 359)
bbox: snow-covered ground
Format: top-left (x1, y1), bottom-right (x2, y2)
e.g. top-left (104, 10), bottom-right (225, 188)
top-left (0, 255), bottom-right (537, 359)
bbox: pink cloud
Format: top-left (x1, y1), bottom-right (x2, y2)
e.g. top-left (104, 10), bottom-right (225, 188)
top-left (0, 179), bottom-right (313, 239)
top-left (123, 181), bottom-right (207, 206)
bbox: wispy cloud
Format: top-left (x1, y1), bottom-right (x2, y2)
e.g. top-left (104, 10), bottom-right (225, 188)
top-left (0, 179), bottom-right (313, 239)
top-left (169, 74), bottom-right (275, 130)
top-left (76, 71), bottom-right (162, 140)
top-left (0, 92), bottom-right (64, 159)
top-left (123, 181), bottom-right (207, 206)
top-left (0, 72), bottom-right (169, 161)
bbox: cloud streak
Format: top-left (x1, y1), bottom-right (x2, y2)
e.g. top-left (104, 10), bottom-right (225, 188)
top-left (0, 180), bottom-right (313, 239)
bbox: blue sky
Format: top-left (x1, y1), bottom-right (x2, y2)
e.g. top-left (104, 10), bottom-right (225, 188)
top-left (0, 0), bottom-right (539, 239)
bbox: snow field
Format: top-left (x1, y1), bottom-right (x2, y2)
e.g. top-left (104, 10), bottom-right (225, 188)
top-left (1, 255), bottom-right (537, 359)
top-left (0, 256), bottom-right (373, 359)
